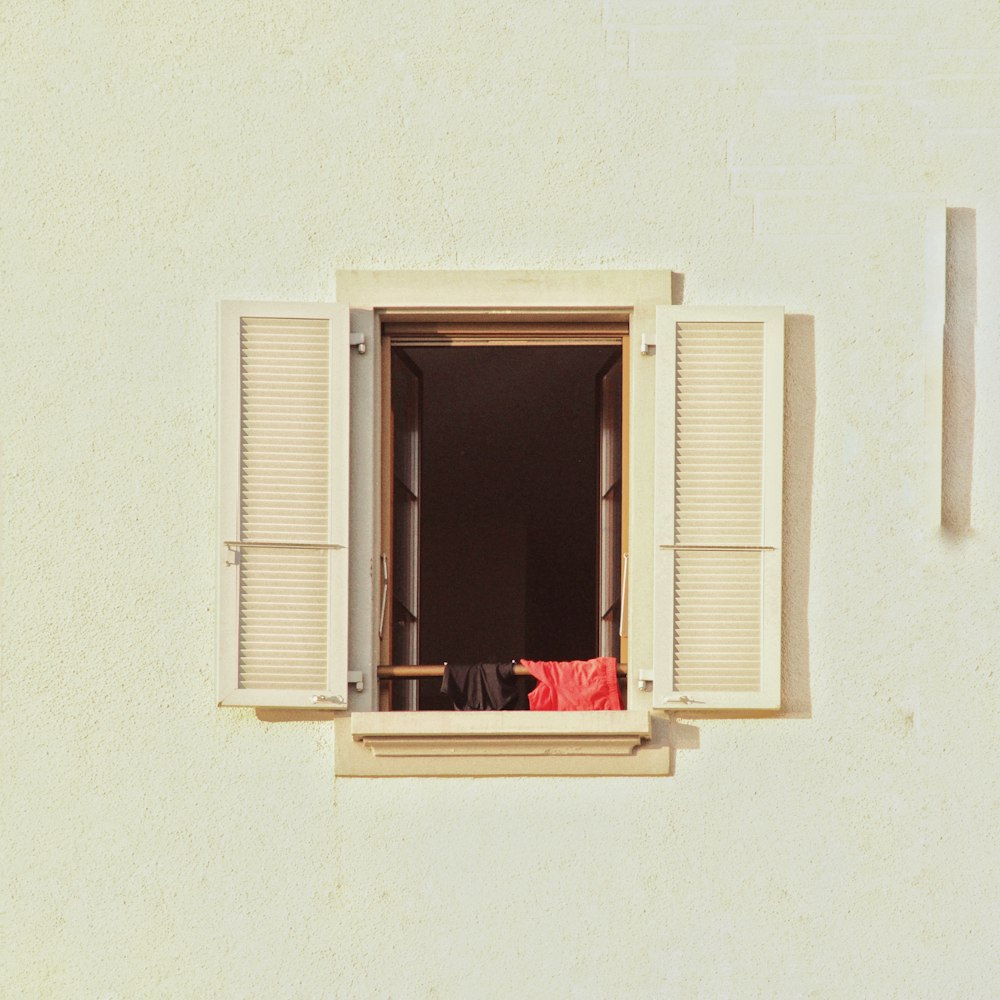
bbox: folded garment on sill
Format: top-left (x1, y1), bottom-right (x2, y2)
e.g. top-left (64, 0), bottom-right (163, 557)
top-left (441, 662), bottom-right (523, 711)
top-left (520, 657), bottom-right (622, 711)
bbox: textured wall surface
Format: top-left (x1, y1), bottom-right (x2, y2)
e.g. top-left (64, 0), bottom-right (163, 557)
top-left (4, 1), bottom-right (1000, 997)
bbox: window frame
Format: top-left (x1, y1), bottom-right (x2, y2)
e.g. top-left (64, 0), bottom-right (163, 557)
top-left (377, 318), bottom-right (631, 711)
top-left (333, 270), bottom-right (672, 777)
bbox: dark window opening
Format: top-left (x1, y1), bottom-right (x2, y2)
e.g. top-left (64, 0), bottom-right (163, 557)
top-left (385, 340), bottom-right (623, 710)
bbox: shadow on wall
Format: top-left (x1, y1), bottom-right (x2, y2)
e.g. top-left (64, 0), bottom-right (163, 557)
top-left (781, 314), bottom-right (815, 719)
top-left (671, 270), bottom-right (685, 306)
top-left (942, 207), bottom-right (976, 535)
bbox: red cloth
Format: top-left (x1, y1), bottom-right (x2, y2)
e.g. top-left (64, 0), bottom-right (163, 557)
top-left (520, 657), bottom-right (622, 711)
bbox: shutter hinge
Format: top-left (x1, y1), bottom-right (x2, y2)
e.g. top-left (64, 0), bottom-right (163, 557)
top-left (310, 694), bottom-right (346, 706)
top-left (309, 672), bottom-right (365, 706)
top-left (636, 669), bottom-right (653, 691)
top-left (640, 331), bottom-right (656, 355)
top-left (350, 330), bottom-right (367, 354)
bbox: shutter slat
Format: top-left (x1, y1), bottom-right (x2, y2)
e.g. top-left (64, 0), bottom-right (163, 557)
top-left (240, 315), bottom-right (330, 548)
top-left (675, 321), bottom-right (765, 549)
top-left (672, 319), bottom-right (767, 690)
top-left (238, 547), bottom-right (329, 691)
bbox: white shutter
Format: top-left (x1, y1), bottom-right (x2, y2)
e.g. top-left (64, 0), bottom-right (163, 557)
top-left (652, 306), bottom-right (783, 710)
top-left (218, 302), bottom-right (350, 709)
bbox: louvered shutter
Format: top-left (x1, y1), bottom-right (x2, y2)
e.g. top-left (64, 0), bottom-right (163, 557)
top-left (218, 302), bottom-right (350, 709)
top-left (652, 306), bottom-right (783, 710)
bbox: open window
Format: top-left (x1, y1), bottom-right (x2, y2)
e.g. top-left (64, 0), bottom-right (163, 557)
top-left (377, 317), bottom-right (629, 711)
top-left (219, 273), bottom-right (783, 776)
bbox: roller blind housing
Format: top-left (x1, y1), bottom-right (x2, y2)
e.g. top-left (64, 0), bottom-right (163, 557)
top-left (218, 302), bottom-right (350, 709)
top-left (652, 306), bottom-right (784, 710)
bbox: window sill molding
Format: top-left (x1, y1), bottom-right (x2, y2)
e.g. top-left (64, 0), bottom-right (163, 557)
top-left (352, 710), bottom-right (650, 757)
top-left (335, 711), bottom-right (672, 777)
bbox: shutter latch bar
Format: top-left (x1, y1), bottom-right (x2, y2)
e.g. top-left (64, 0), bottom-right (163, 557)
top-left (224, 540), bottom-right (346, 551)
top-left (311, 694), bottom-right (346, 706)
top-left (659, 544), bottom-right (775, 552)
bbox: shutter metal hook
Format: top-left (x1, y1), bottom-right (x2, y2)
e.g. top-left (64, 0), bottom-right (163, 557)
top-left (619, 553), bottom-right (628, 638)
top-left (378, 554), bottom-right (389, 639)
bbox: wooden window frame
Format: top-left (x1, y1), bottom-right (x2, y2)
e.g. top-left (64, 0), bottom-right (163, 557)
top-left (377, 317), bottom-right (631, 709)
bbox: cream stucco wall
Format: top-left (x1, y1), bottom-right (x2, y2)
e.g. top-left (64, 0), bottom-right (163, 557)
top-left (4, 1), bottom-right (1000, 997)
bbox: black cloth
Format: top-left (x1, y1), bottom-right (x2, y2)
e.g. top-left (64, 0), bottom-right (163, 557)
top-left (441, 662), bottom-right (522, 711)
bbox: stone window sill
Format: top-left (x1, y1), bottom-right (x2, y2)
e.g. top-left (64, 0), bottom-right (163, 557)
top-left (334, 711), bottom-right (671, 777)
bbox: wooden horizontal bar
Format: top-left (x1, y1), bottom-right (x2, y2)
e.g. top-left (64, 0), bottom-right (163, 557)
top-left (378, 308), bottom-right (632, 325)
top-left (386, 324), bottom-right (626, 335)
top-left (378, 663), bottom-right (628, 680)
top-left (384, 335), bottom-right (625, 347)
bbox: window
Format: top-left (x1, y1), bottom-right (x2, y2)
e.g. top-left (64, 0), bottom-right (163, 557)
top-left (218, 273), bottom-right (783, 776)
